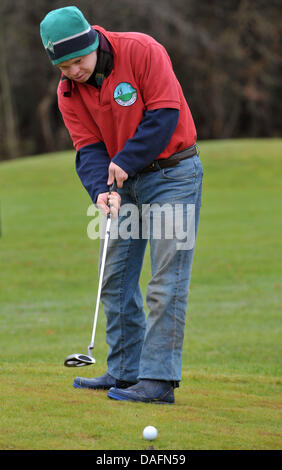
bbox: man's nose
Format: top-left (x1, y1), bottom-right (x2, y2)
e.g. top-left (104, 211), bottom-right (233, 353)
top-left (70, 64), bottom-right (80, 77)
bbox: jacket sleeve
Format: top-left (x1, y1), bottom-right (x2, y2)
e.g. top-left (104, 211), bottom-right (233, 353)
top-left (76, 142), bottom-right (110, 203)
top-left (76, 108), bottom-right (179, 202)
top-left (112, 108), bottom-right (179, 175)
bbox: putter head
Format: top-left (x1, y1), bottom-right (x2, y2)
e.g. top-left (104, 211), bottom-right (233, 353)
top-left (64, 353), bottom-right (96, 367)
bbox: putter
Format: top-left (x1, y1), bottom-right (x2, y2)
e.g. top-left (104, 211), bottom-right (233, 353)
top-left (64, 182), bottom-right (116, 367)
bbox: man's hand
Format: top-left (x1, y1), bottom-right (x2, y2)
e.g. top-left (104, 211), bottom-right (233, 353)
top-left (96, 162), bottom-right (127, 217)
top-left (107, 162), bottom-right (128, 188)
top-left (96, 190), bottom-right (121, 218)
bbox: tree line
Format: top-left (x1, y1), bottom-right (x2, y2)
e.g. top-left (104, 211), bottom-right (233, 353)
top-left (0, 0), bottom-right (281, 160)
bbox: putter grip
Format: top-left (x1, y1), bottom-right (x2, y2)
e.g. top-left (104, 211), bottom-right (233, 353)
top-left (108, 181), bottom-right (117, 194)
top-left (107, 181), bottom-right (117, 219)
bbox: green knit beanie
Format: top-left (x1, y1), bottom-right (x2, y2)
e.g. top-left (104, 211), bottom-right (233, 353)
top-left (40, 6), bottom-right (99, 65)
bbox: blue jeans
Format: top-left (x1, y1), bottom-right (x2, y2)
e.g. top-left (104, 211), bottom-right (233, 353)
top-left (99, 154), bottom-right (203, 383)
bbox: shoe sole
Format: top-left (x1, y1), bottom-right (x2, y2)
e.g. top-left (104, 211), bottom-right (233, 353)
top-left (107, 390), bottom-right (174, 404)
top-left (73, 381), bottom-right (135, 390)
top-left (73, 381), bottom-right (112, 390)
top-left (73, 382), bottom-right (84, 389)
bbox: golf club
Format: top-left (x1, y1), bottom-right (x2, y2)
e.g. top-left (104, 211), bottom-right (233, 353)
top-left (64, 182), bottom-right (116, 367)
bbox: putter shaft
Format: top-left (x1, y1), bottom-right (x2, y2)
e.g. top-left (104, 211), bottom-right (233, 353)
top-left (88, 213), bottom-right (112, 352)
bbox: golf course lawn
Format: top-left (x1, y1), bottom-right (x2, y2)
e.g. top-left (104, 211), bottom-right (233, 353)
top-left (0, 138), bottom-right (281, 450)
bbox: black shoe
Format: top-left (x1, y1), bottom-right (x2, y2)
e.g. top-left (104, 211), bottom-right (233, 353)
top-left (73, 372), bottom-right (136, 390)
top-left (107, 379), bottom-right (175, 404)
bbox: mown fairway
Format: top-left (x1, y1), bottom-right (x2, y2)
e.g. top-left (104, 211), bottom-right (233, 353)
top-left (0, 139), bottom-right (281, 450)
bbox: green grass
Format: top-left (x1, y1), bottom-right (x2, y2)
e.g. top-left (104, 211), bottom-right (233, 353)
top-left (0, 138), bottom-right (281, 450)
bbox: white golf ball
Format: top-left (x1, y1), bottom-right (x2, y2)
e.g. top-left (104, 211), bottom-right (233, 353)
top-left (143, 425), bottom-right (158, 441)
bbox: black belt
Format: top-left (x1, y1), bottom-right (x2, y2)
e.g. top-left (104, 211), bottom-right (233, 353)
top-left (139, 144), bottom-right (198, 173)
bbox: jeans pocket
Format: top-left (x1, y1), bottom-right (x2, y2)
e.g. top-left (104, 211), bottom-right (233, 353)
top-left (161, 156), bottom-right (197, 181)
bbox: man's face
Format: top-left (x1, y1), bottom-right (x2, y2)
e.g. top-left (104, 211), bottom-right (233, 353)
top-left (57, 50), bottom-right (98, 82)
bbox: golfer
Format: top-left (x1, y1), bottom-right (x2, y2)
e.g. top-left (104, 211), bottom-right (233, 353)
top-left (40, 6), bottom-right (203, 404)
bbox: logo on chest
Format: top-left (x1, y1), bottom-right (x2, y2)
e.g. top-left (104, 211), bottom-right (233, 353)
top-left (114, 82), bottom-right (137, 106)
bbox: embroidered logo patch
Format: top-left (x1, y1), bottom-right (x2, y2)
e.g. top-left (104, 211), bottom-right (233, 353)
top-left (47, 40), bottom-right (54, 54)
top-left (114, 82), bottom-right (137, 106)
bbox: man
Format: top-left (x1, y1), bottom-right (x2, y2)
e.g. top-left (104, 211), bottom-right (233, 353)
top-left (40, 6), bottom-right (203, 404)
